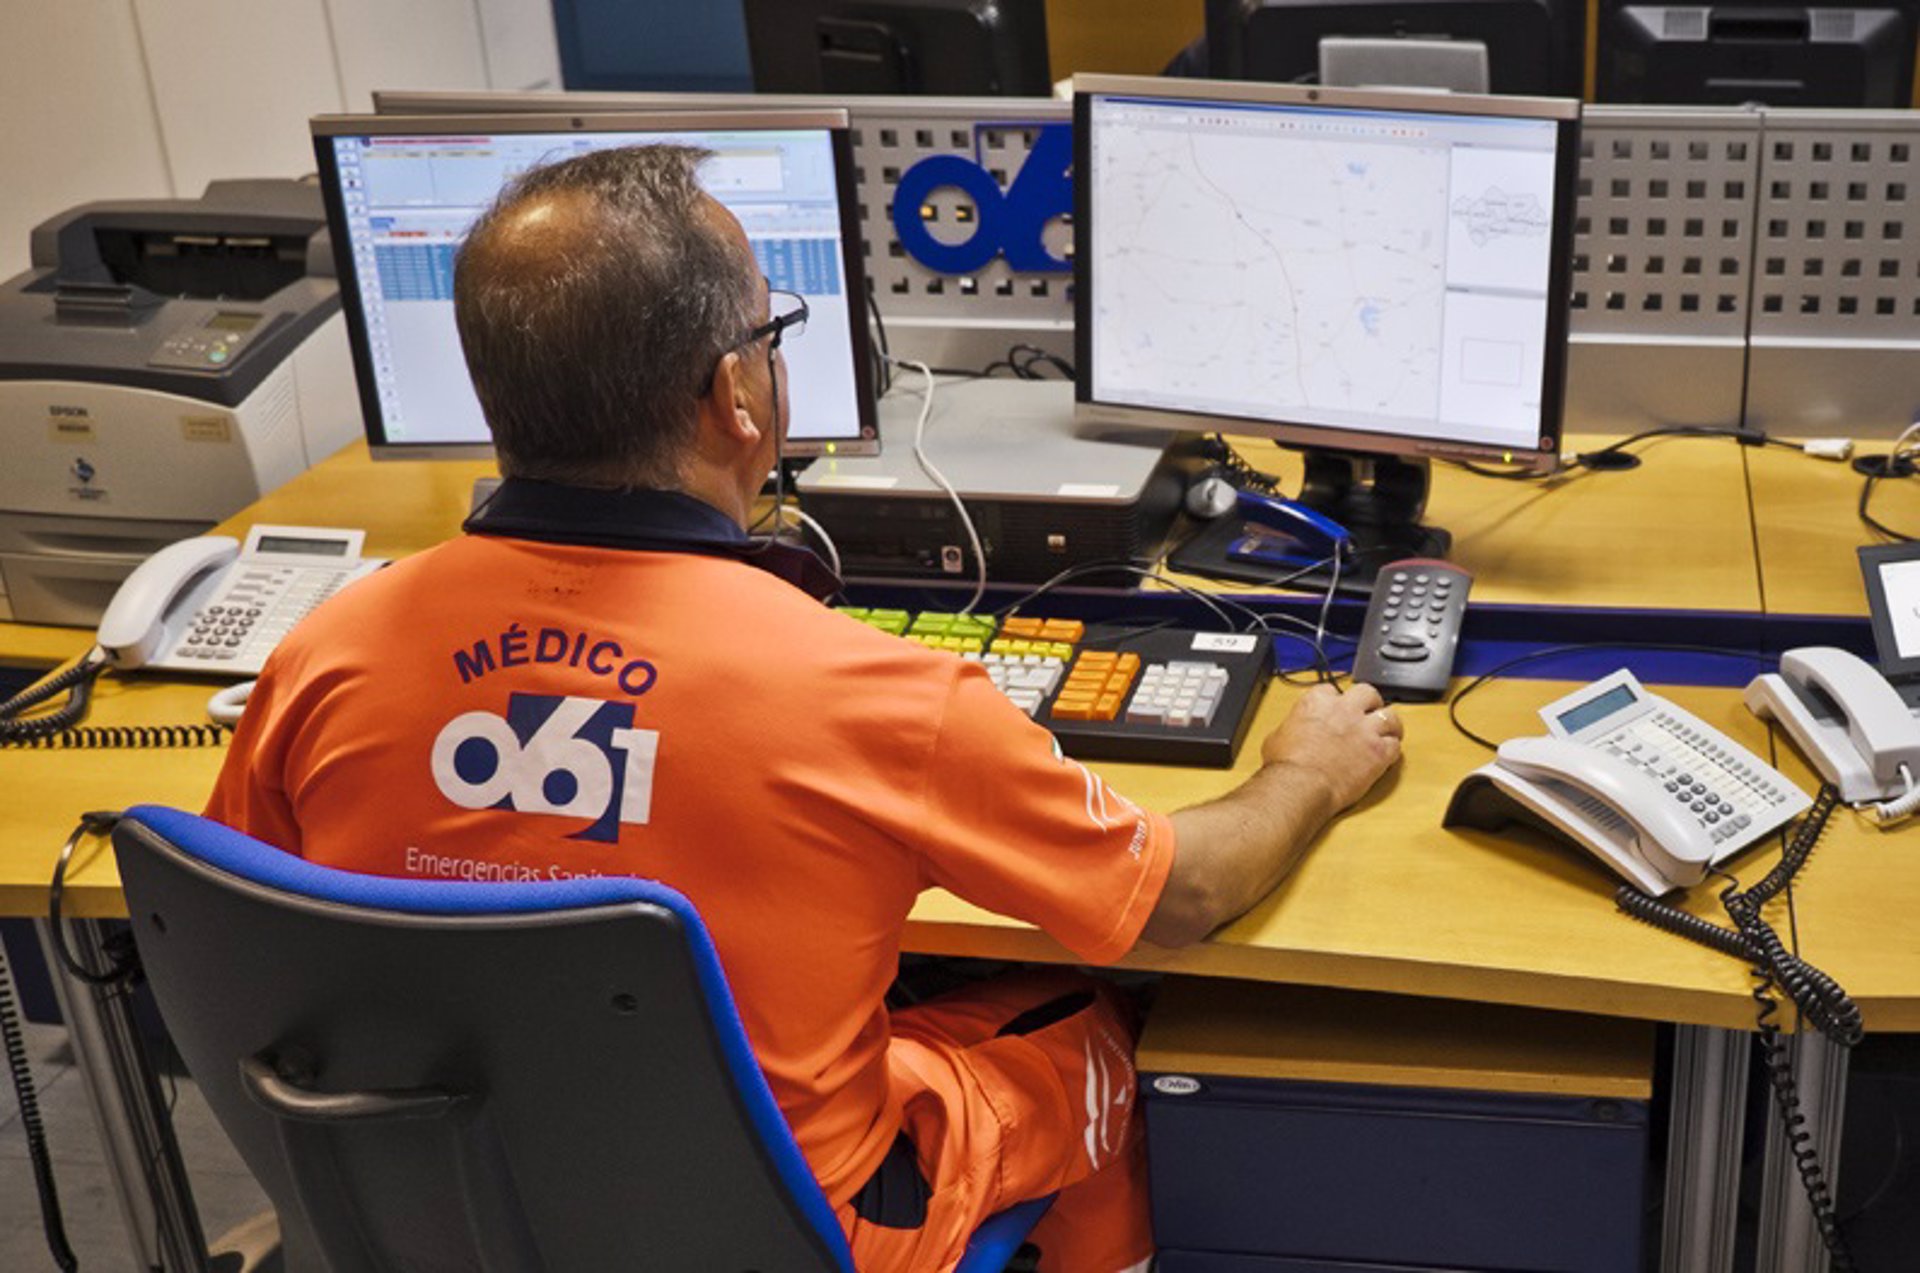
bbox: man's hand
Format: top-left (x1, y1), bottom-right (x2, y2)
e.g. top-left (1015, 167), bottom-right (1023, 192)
top-left (1260, 682), bottom-right (1403, 813)
top-left (1145, 681), bottom-right (1406, 949)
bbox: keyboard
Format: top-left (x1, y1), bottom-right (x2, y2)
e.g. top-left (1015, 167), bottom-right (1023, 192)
top-left (837, 609), bottom-right (1273, 766)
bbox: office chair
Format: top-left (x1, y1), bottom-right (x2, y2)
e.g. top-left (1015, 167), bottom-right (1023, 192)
top-left (111, 805), bottom-right (1053, 1272)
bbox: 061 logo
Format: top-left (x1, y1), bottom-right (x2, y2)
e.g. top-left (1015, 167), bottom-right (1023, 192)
top-left (431, 693), bottom-right (658, 843)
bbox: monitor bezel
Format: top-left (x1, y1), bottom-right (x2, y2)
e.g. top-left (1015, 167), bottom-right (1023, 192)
top-left (1071, 73), bottom-right (1579, 475)
top-left (311, 109), bottom-right (882, 461)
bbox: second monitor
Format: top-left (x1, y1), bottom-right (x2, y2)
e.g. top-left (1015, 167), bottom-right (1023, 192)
top-left (1074, 75), bottom-right (1581, 579)
top-left (311, 110), bottom-right (879, 461)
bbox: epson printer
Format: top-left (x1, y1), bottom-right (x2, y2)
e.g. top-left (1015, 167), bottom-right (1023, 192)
top-left (0, 179), bottom-right (360, 625)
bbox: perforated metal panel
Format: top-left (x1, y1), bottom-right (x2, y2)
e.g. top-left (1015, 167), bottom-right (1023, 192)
top-left (1744, 110), bottom-right (1920, 437)
top-left (1562, 107), bottom-right (1760, 431)
top-left (1572, 107), bottom-right (1761, 336)
top-left (1748, 112), bottom-right (1920, 336)
top-left (846, 99), bottom-right (1072, 368)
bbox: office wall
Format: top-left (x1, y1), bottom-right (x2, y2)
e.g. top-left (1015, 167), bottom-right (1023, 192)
top-left (0, 0), bottom-right (558, 281)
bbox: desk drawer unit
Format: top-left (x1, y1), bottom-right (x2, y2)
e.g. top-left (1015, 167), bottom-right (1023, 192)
top-left (1137, 979), bottom-right (1655, 1273)
top-left (1143, 1074), bottom-right (1648, 1272)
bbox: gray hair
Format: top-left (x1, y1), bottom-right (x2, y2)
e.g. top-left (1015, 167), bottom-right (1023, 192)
top-left (452, 144), bottom-right (761, 488)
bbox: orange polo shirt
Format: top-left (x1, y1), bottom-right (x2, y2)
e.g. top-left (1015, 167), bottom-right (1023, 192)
top-left (205, 503), bottom-right (1174, 1207)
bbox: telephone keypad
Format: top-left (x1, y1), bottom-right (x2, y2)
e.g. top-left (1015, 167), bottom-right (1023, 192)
top-left (1600, 709), bottom-right (1800, 846)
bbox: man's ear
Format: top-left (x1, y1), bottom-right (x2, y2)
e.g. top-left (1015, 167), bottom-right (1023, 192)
top-left (701, 350), bottom-right (761, 447)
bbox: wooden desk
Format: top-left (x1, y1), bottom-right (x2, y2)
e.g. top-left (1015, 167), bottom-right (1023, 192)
top-left (1183, 432), bottom-right (1764, 613)
top-left (0, 436), bottom-right (1889, 1273)
top-left (1749, 440), bottom-right (1920, 618)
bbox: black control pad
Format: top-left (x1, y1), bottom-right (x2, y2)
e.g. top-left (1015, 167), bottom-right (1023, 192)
top-left (1351, 559), bottom-right (1473, 702)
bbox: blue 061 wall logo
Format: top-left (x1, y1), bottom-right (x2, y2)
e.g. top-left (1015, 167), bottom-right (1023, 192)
top-left (431, 693), bottom-right (658, 843)
top-left (891, 123), bottom-right (1072, 275)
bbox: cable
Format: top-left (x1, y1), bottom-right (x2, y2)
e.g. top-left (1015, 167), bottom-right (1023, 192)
top-left (0, 944), bottom-right (78, 1271)
top-left (48, 812), bottom-right (140, 988)
top-left (786, 506), bottom-right (842, 578)
top-left (864, 287), bottom-right (893, 397)
top-left (1854, 420), bottom-right (1920, 542)
top-left (0, 651), bottom-right (109, 743)
top-left (2, 723), bottom-right (230, 750)
top-left (1446, 642), bottom-right (1772, 750)
top-left (1865, 762), bottom-right (1920, 826)
top-left (1612, 786), bottom-right (1860, 1268)
top-left (890, 358), bottom-right (989, 614)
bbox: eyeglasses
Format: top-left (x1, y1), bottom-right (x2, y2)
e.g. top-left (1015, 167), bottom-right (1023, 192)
top-left (703, 286), bottom-right (808, 394)
top-left (743, 288), bottom-right (808, 352)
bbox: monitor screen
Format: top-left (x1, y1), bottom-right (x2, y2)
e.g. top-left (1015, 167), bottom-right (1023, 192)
top-left (1075, 77), bottom-right (1578, 471)
top-left (313, 111), bottom-right (879, 459)
top-left (742, 0), bottom-right (1051, 96)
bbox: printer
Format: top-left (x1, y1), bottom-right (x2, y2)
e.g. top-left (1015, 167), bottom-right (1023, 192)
top-left (0, 179), bottom-right (361, 625)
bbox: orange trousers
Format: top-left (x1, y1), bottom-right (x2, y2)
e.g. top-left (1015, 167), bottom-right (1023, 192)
top-left (837, 969), bottom-right (1155, 1273)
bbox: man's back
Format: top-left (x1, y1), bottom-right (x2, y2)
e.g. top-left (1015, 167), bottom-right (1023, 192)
top-left (206, 519), bottom-right (1174, 1205)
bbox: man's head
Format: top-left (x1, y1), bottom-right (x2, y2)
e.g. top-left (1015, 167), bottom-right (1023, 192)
top-left (453, 145), bottom-right (776, 493)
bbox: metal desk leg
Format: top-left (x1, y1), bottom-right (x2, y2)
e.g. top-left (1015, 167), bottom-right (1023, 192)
top-left (1662, 1025), bottom-right (1750, 1273)
top-left (1756, 1030), bottom-right (1850, 1273)
top-left (36, 915), bottom-right (209, 1273)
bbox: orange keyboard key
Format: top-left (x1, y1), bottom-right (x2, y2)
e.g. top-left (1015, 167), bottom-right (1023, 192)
top-left (1094, 693), bottom-right (1123, 720)
top-left (1114, 652), bottom-right (1141, 676)
top-left (1051, 697), bottom-right (1095, 720)
top-left (1041, 620), bottom-right (1085, 643)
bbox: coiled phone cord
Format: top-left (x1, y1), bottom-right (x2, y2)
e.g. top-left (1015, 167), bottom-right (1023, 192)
top-left (1, 722), bottom-right (230, 750)
top-left (0, 943), bottom-right (78, 1271)
top-left (1614, 784), bottom-right (1861, 1268)
top-left (0, 650), bottom-right (109, 743)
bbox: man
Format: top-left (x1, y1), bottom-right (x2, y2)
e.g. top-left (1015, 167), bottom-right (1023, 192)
top-left (206, 145), bottom-right (1402, 1273)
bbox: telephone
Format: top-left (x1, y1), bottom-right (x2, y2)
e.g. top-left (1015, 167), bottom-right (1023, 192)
top-left (1746, 646), bottom-right (1920, 822)
top-left (1, 525), bottom-right (381, 743)
top-left (97, 525), bottom-right (383, 677)
top-left (1446, 669), bottom-right (1813, 894)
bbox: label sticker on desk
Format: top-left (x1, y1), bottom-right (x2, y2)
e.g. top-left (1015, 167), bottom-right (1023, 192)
top-left (1057, 482), bottom-right (1121, 498)
top-left (1192, 633), bottom-right (1258, 654)
top-left (812, 474), bottom-right (898, 490)
top-left (1152, 1075), bottom-right (1204, 1097)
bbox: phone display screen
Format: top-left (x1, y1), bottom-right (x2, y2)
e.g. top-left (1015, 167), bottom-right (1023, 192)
top-left (1556, 684), bottom-right (1638, 734)
top-left (256, 536), bottom-right (350, 557)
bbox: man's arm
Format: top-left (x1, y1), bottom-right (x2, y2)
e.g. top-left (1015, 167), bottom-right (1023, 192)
top-left (1141, 682), bottom-right (1403, 949)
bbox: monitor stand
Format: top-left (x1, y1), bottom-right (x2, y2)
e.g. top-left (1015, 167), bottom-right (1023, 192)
top-left (1172, 450), bottom-right (1450, 597)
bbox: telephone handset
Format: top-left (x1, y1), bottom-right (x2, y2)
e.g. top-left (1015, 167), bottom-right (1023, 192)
top-left (1, 525), bottom-right (381, 743)
top-left (96, 525), bottom-right (384, 677)
top-left (1746, 646), bottom-right (1920, 820)
top-left (1446, 669), bottom-right (1813, 895)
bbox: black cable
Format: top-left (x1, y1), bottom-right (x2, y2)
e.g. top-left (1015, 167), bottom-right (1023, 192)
top-left (1572, 425), bottom-right (1801, 466)
top-left (1203, 435), bottom-right (1283, 496)
top-left (1, 723), bottom-right (229, 749)
top-left (48, 812), bottom-right (140, 988)
top-left (864, 287), bottom-right (893, 396)
top-left (1612, 787), bottom-right (1860, 1268)
top-left (0, 653), bottom-right (109, 743)
top-left (1858, 465), bottom-right (1919, 542)
top-left (1446, 642), bottom-right (1772, 750)
top-left (0, 944), bottom-right (79, 1271)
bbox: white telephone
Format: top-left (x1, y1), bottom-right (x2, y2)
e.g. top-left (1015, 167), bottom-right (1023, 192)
top-left (1446, 669), bottom-right (1813, 895)
top-left (97, 525), bottom-right (384, 677)
top-left (1746, 646), bottom-right (1920, 822)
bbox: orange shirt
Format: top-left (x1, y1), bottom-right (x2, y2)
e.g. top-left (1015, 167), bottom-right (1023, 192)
top-left (205, 510), bottom-right (1174, 1205)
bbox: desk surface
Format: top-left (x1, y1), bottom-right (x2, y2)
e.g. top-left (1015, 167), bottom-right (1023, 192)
top-left (1748, 441), bottom-right (1920, 619)
top-left (1182, 432), bottom-right (1763, 614)
top-left (5, 438), bottom-right (1915, 1033)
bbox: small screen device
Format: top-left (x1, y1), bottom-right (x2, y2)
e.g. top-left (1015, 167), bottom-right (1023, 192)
top-left (312, 111), bottom-right (880, 460)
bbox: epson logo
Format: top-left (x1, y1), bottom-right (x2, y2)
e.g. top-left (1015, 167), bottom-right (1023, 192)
top-left (892, 124), bottom-right (1072, 276)
top-left (431, 693), bottom-right (658, 843)
top-left (49, 405), bottom-right (90, 418)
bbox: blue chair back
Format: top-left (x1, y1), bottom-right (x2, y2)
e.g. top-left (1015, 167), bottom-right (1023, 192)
top-left (113, 805), bottom-right (855, 1272)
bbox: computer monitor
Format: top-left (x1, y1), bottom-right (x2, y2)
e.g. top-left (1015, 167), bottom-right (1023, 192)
top-left (311, 111), bottom-right (879, 460)
top-left (1205, 0), bottom-right (1583, 98)
top-left (1597, 5), bottom-right (1915, 106)
top-left (742, 0), bottom-right (1051, 96)
top-left (1074, 75), bottom-right (1580, 573)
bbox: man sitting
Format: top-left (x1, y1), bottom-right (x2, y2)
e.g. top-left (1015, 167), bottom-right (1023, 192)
top-left (206, 144), bottom-right (1402, 1272)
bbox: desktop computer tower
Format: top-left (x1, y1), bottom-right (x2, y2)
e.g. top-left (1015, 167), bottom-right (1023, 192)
top-left (796, 381), bottom-right (1206, 584)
